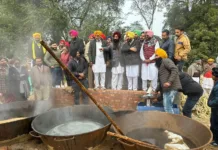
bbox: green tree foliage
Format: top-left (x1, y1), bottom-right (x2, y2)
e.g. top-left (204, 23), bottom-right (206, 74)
top-left (0, 0), bottom-right (124, 57)
top-left (164, 0), bottom-right (218, 64)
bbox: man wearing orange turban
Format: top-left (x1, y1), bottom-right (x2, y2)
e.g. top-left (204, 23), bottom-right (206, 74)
top-left (140, 30), bottom-right (159, 92)
top-left (89, 30), bottom-right (109, 90)
top-left (121, 31), bottom-right (141, 91)
top-left (28, 33), bottom-right (46, 64)
top-left (154, 48), bottom-right (182, 114)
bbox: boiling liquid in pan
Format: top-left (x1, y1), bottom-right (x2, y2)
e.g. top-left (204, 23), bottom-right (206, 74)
top-left (126, 128), bottom-right (196, 149)
top-left (47, 120), bottom-right (104, 136)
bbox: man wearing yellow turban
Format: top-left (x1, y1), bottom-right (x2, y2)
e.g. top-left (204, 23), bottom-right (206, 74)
top-left (154, 48), bottom-right (182, 114)
top-left (121, 31), bottom-right (141, 90)
top-left (202, 58), bottom-right (217, 94)
top-left (28, 33), bottom-right (46, 64)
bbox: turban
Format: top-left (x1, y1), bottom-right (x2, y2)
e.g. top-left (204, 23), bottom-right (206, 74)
top-left (94, 30), bottom-right (103, 36)
top-left (33, 33), bottom-right (41, 39)
top-left (65, 41), bottom-right (70, 48)
top-left (59, 40), bottom-right (65, 44)
top-left (133, 30), bottom-right (141, 36)
top-left (107, 36), bottom-right (112, 39)
top-left (145, 30), bottom-right (154, 38)
top-left (212, 67), bottom-right (218, 77)
top-left (113, 31), bottom-right (121, 39)
top-left (155, 48), bottom-right (168, 59)
top-left (208, 58), bottom-right (215, 62)
top-left (88, 33), bottom-right (95, 39)
top-left (101, 34), bottom-right (106, 40)
top-left (69, 30), bottom-right (78, 37)
top-left (125, 31), bottom-right (135, 39)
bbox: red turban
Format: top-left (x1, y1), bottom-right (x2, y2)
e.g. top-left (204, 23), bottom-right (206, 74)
top-left (59, 40), bottom-right (65, 45)
top-left (113, 31), bottom-right (121, 39)
top-left (101, 34), bottom-right (106, 40)
top-left (65, 41), bottom-right (70, 48)
top-left (89, 33), bottom-right (95, 39)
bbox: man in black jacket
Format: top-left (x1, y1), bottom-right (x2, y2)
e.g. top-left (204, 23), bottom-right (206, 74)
top-left (88, 30), bottom-right (109, 89)
top-left (179, 72), bottom-right (203, 118)
top-left (69, 30), bottom-right (85, 58)
top-left (121, 31), bottom-right (141, 91)
top-left (68, 51), bottom-right (88, 105)
top-left (160, 29), bottom-right (175, 60)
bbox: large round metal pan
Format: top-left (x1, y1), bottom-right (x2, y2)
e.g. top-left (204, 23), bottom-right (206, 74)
top-left (0, 100), bottom-right (53, 141)
top-left (31, 105), bottom-right (111, 150)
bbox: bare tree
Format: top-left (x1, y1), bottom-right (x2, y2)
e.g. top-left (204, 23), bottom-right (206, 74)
top-left (131, 0), bottom-right (170, 29)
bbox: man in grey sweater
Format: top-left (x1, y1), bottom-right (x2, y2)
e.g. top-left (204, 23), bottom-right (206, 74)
top-left (154, 48), bottom-right (182, 114)
top-left (44, 42), bottom-right (62, 87)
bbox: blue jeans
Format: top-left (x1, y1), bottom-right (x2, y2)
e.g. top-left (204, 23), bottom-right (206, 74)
top-left (183, 94), bottom-right (202, 118)
top-left (51, 67), bottom-right (62, 87)
top-left (163, 90), bottom-right (177, 114)
top-left (72, 79), bottom-right (89, 105)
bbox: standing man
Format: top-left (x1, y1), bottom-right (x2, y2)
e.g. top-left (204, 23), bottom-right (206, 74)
top-left (160, 29), bottom-right (175, 60)
top-left (69, 30), bottom-right (85, 58)
top-left (105, 35), bottom-right (112, 89)
top-left (121, 31), bottom-right (141, 91)
top-left (187, 59), bottom-right (202, 83)
top-left (103, 31), bottom-right (124, 90)
top-left (31, 58), bottom-right (51, 100)
top-left (89, 30), bottom-right (108, 90)
top-left (28, 33), bottom-right (46, 65)
top-left (84, 34), bottom-right (95, 88)
top-left (174, 27), bottom-right (191, 72)
top-left (140, 30), bottom-right (159, 92)
top-left (44, 42), bottom-right (62, 87)
top-left (208, 67), bottom-right (218, 146)
top-left (154, 48), bottom-right (182, 114)
top-left (68, 51), bottom-right (89, 105)
top-left (140, 31), bottom-right (146, 44)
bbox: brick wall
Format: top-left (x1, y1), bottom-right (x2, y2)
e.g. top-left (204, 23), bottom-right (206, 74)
top-left (53, 88), bottom-right (145, 111)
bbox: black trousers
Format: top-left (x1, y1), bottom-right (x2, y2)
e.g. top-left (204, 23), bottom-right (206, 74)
top-left (211, 110), bottom-right (218, 143)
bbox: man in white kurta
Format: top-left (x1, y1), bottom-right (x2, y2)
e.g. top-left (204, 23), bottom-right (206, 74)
top-left (88, 30), bottom-right (108, 90)
top-left (92, 40), bottom-right (106, 89)
top-left (140, 30), bottom-right (159, 92)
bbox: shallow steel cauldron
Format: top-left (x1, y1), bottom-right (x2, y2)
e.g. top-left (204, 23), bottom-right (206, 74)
top-left (113, 111), bottom-right (212, 150)
top-left (31, 105), bottom-right (112, 150)
top-left (0, 100), bottom-right (53, 141)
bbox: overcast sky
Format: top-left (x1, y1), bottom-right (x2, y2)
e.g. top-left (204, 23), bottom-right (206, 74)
top-left (121, 0), bottom-right (165, 36)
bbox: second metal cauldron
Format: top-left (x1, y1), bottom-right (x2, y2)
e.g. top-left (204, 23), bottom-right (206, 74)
top-left (113, 111), bottom-right (212, 150)
top-left (31, 105), bottom-right (111, 150)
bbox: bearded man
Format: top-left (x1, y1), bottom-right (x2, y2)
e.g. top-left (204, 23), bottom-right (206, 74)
top-left (28, 33), bottom-right (46, 64)
top-left (121, 31), bottom-right (141, 91)
top-left (103, 31), bottom-right (124, 90)
top-left (140, 30), bottom-right (159, 92)
top-left (89, 30), bottom-right (109, 90)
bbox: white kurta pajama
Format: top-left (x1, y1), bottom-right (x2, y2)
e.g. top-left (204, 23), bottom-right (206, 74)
top-left (126, 65), bottom-right (139, 91)
top-left (92, 41), bottom-right (106, 88)
top-left (140, 42), bottom-right (159, 91)
top-left (112, 63), bottom-right (124, 90)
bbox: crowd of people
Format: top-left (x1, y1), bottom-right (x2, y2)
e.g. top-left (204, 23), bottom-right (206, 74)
top-left (1, 27), bottom-right (218, 146)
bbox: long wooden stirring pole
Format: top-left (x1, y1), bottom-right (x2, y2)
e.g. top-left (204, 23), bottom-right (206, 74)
top-left (40, 40), bottom-right (124, 135)
top-left (107, 132), bottom-right (160, 150)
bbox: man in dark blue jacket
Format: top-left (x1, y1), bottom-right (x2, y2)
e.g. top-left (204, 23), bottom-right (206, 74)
top-left (208, 67), bottom-right (218, 146)
top-left (68, 51), bottom-right (88, 105)
top-left (160, 29), bottom-right (175, 60)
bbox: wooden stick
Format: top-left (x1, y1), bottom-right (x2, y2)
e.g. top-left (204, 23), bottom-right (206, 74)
top-left (107, 131), bottom-right (160, 150)
top-left (40, 41), bottom-right (124, 135)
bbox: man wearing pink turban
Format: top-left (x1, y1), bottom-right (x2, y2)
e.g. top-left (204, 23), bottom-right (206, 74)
top-left (69, 30), bottom-right (85, 58)
top-left (140, 30), bottom-right (159, 92)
